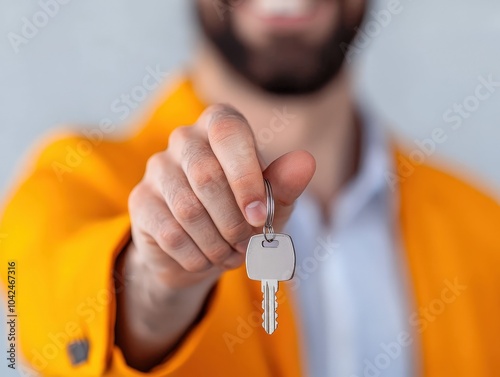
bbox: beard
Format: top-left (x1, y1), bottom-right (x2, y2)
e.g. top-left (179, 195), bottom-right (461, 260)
top-left (196, 1), bottom-right (363, 96)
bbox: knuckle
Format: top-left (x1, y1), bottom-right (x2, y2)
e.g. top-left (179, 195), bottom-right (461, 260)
top-left (186, 157), bottom-right (224, 191)
top-left (158, 174), bottom-right (178, 203)
top-left (207, 108), bottom-right (250, 143)
top-left (149, 209), bottom-right (170, 233)
top-left (159, 225), bottom-right (187, 250)
top-left (168, 125), bottom-right (191, 148)
top-left (145, 152), bottom-right (165, 177)
top-left (128, 184), bottom-right (147, 213)
top-left (205, 245), bottom-right (233, 264)
top-left (128, 185), bottom-right (140, 210)
top-left (209, 104), bottom-right (247, 125)
top-left (172, 195), bottom-right (205, 224)
top-left (190, 161), bottom-right (223, 190)
top-left (208, 120), bottom-right (239, 145)
top-left (179, 139), bottom-right (222, 189)
top-left (182, 138), bottom-right (210, 162)
top-left (223, 218), bottom-right (252, 245)
top-left (182, 254), bottom-right (212, 273)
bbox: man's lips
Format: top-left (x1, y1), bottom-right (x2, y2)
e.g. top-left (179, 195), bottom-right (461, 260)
top-left (239, 0), bottom-right (324, 30)
top-left (249, 0), bottom-right (318, 19)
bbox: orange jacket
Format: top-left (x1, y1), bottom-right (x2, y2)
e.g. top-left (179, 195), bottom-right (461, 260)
top-left (1, 78), bottom-right (499, 377)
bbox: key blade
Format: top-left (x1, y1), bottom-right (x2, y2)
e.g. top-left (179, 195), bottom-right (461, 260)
top-left (262, 280), bottom-right (278, 334)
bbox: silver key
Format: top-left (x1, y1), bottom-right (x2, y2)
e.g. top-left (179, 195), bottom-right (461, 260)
top-left (246, 179), bottom-right (296, 334)
top-left (246, 233), bottom-right (296, 334)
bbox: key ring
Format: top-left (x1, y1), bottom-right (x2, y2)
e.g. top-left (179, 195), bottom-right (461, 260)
top-left (263, 178), bottom-right (275, 242)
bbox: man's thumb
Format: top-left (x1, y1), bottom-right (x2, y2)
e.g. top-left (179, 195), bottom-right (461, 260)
top-left (263, 150), bottom-right (316, 228)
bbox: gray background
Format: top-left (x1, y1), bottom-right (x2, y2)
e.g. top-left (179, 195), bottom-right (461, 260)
top-left (1, 0), bottom-right (499, 375)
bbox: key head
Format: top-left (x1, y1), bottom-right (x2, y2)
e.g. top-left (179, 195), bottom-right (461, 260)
top-left (246, 234), bottom-right (296, 281)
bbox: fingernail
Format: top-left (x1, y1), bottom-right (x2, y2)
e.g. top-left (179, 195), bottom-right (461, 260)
top-left (245, 201), bottom-right (266, 226)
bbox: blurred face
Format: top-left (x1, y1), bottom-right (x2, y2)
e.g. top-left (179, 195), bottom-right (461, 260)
top-left (197, 0), bottom-right (366, 95)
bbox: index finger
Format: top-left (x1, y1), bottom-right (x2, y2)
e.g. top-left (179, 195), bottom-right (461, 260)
top-left (198, 104), bottom-right (266, 227)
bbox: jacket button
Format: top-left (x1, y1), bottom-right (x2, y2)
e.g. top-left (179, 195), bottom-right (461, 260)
top-left (67, 339), bottom-right (89, 366)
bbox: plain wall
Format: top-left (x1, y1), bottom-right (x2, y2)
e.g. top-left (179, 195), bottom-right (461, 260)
top-left (1, 0), bottom-right (499, 375)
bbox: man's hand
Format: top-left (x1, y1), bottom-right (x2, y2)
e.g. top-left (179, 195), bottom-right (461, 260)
top-left (115, 104), bottom-right (315, 371)
top-left (129, 104), bottom-right (315, 288)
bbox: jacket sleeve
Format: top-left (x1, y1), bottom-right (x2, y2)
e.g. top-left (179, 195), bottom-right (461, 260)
top-left (0, 133), bottom-right (147, 376)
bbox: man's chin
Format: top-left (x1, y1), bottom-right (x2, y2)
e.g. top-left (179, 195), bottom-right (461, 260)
top-left (247, 68), bottom-right (342, 96)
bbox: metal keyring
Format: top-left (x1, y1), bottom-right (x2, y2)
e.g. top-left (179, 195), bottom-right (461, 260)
top-left (263, 178), bottom-right (275, 242)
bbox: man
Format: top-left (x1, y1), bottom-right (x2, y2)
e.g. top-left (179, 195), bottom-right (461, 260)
top-left (1, 0), bottom-right (499, 376)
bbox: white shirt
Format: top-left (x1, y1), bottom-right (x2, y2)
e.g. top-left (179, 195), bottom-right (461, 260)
top-left (285, 114), bottom-right (417, 377)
